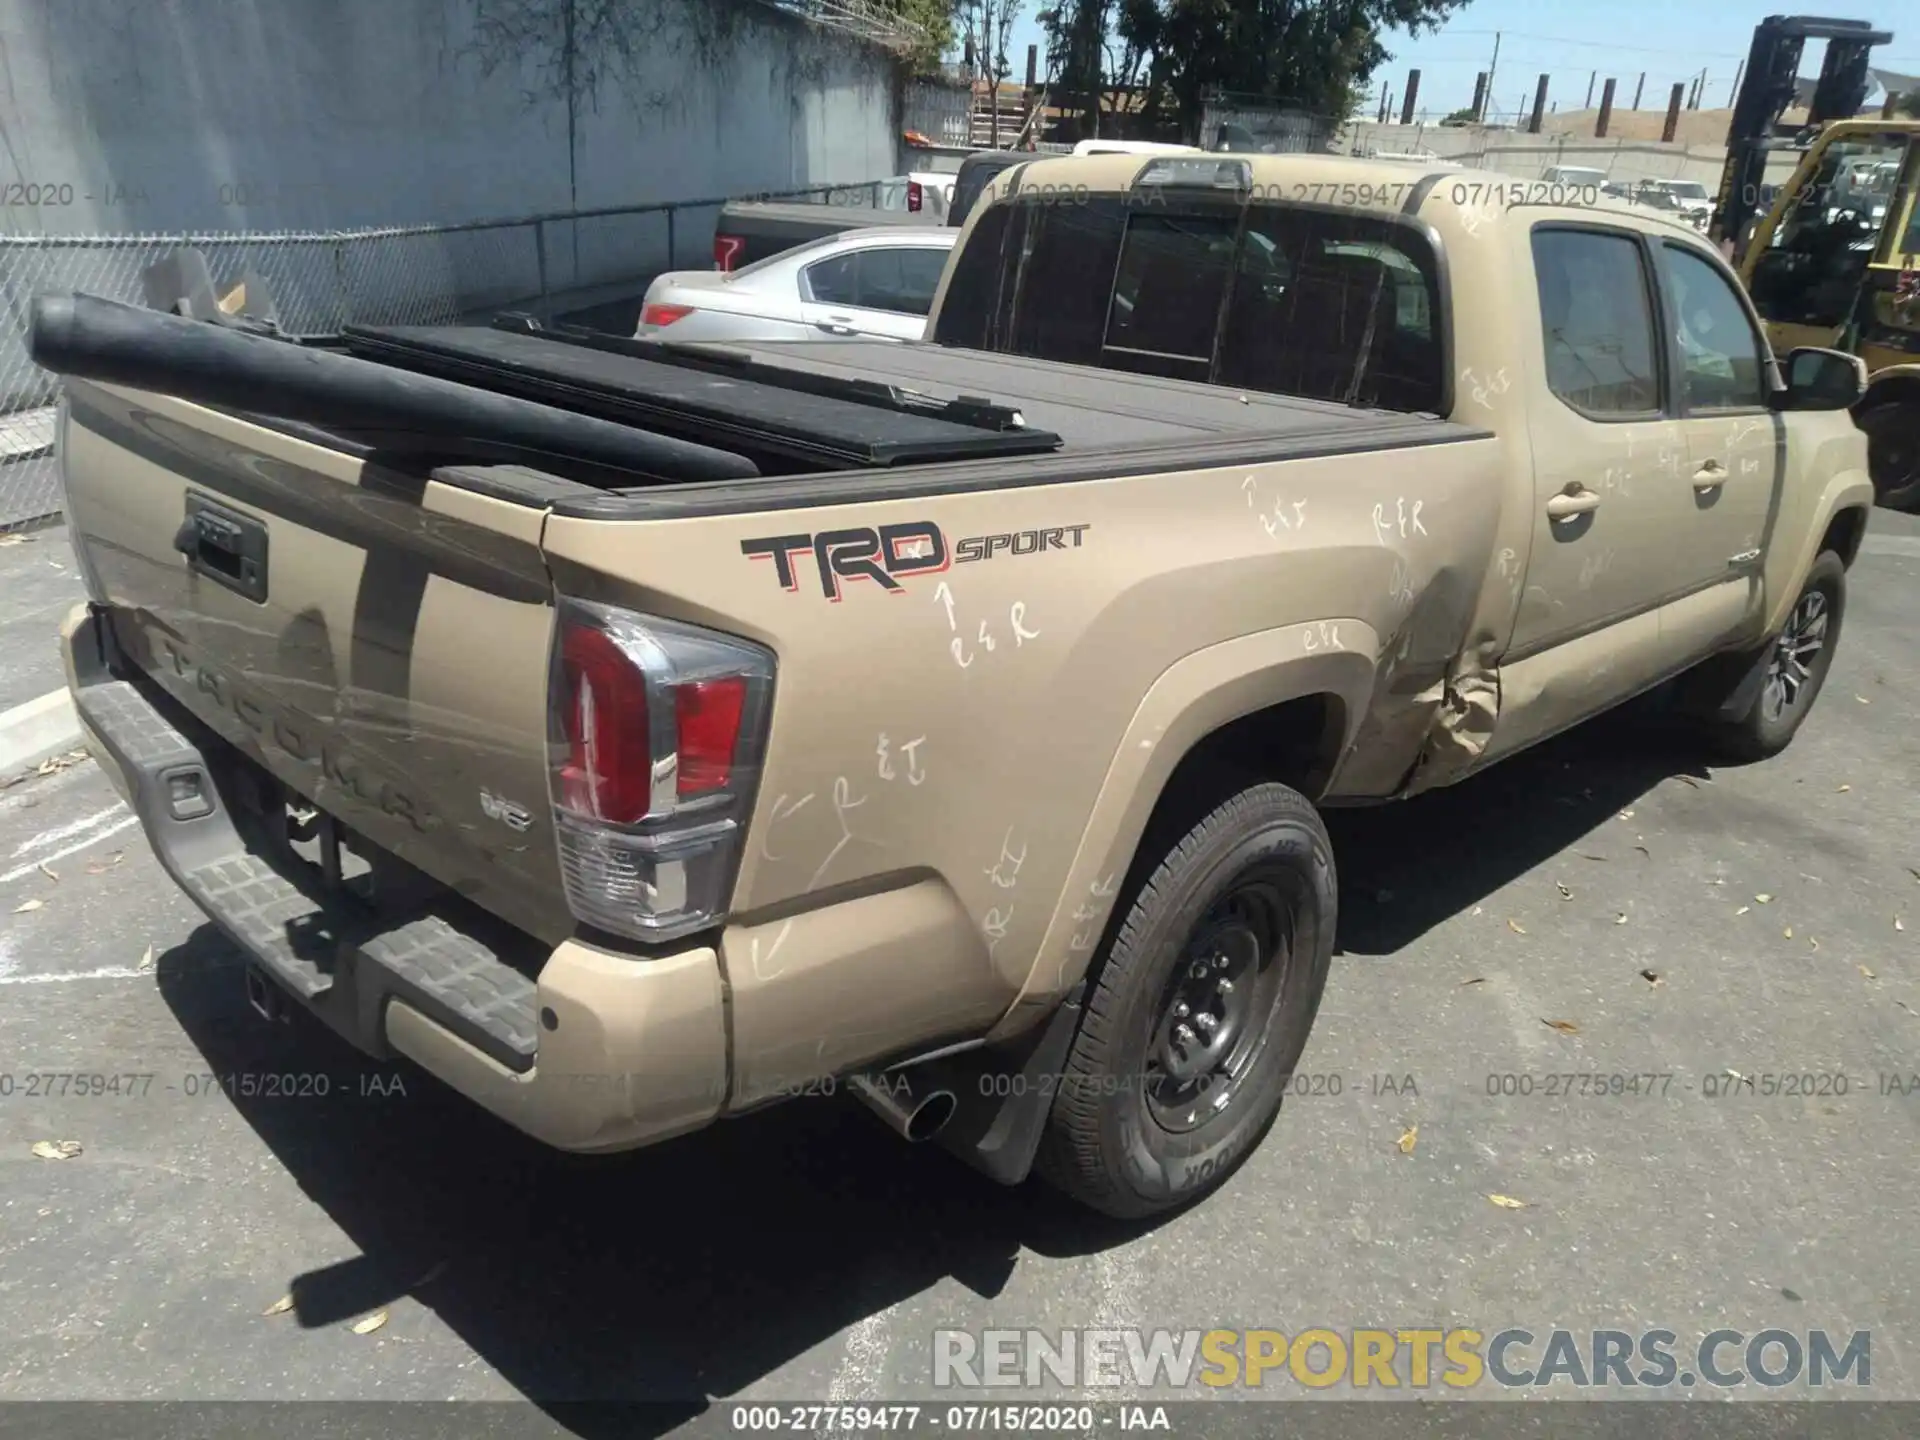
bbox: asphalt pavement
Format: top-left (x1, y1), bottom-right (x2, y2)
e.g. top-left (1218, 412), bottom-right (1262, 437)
top-left (0, 513), bottom-right (1917, 1437)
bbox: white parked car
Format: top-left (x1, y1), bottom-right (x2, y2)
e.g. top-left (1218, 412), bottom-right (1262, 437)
top-left (636, 226), bottom-right (958, 345)
top-left (1634, 179), bottom-right (1715, 228)
top-left (1071, 139), bottom-right (1205, 156)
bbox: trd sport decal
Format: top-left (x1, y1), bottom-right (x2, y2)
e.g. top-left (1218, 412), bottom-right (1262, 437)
top-left (742, 522), bottom-right (1090, 600)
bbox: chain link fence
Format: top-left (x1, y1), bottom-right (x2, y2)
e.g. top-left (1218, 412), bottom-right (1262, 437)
top-left (0, 180), bottom-right (890, 531)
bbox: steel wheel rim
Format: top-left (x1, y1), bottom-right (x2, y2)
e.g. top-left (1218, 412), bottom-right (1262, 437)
top-left (1762, 588), bottom-right (1829, 723)
top-left (1143, 872), bottom-right (1294, 1135)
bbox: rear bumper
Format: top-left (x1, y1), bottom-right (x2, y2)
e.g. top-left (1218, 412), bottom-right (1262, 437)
top-left (61, 604), bottom-right (728, 1153)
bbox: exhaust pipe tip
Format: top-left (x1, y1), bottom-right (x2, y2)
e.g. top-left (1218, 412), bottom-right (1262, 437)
top-left (848, 1072), bottom-right (958, 1143)
top-left (903, 1088), bottom-right (958, 1142)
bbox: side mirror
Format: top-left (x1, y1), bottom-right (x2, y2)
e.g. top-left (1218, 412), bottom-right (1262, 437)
top-left (1771, 346), bottom-right (1867, 411)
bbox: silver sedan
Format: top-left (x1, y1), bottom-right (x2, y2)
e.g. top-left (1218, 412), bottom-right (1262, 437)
top-left (635, 227), bottom-right (959, 345)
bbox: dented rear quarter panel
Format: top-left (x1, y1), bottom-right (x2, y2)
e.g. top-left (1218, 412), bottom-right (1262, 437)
top-left (540, 431), bottom-right (1504, 1090)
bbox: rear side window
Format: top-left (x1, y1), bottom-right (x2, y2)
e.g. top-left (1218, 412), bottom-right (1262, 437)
top-left (934, 193), bottom-right (1446, 413)
top-left (803, 247), bottom-right (951, 316)
top-left (1531, 228), bottom-right (1661, 416)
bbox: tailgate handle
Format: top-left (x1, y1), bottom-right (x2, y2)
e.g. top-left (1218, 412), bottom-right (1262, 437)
top-left (176, 492), bottom-right (269, 604)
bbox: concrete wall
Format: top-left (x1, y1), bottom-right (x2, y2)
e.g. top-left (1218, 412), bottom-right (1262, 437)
top-left (1341, 121), bottom-right (1805, 190)
top-left (0, 0), bottom-right (898, 279)
top-left (0, 0), bottom-right (900, 414)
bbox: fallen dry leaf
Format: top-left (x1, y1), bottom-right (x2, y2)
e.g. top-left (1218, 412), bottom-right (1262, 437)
top-left (1458, 976), bottom-right (1486, 987)
top-left (1556, 882), bottom-right (1573, 900)
top-left (1837, 784), bottom-right (1852, 793)
top-left (1855, 695), bottom-right (1871, 705)
top-left (13, 898), bottom-right (43, 913)
top-left (1909, 868), bottom-right (1920, 884)
top-left (1640, 969), bottom-right (1663, 986)
top-left (1736, 906), bottom-right (1751, 916)
top-left (1897, 918), bottom-right (1906, 933)
top-left (84, 852), bottom-right (123, 875)
top-left (30, 1140), bottom-right (82, 1161)
top-left (37, 861), bottom-right (56, 883)
top-left (1634, 845), bottom-right (1651, 858)
top-left (262, 1295), bottom-right (294, 1317)
top-left (1615, 912), bottom-right (1629, 925)
top-left (1784, 927), bottom-right (1794, 939)
top-left (1756, 894), bottom-right (1773, 904)
top-left (1677, 775), bottom-right (1703, 788)
top-left (1397, 1125), bottom-right (1418, 1155)
top-left (350, 1310), bottom-right (389, 1335)
top-left (1488, 1194), bottom-right (1529, 1209)
top-left (1579, 853), bottom-right (1610, 863)
top-left (1542, 1018), bottom-right (1581, 1035)
top-left (1809, 938), bottom-right (1820, 951)
top-left (138, 944), bottom-right (155, 971)
top-left (1507, 918), bottom-right (1527, 935)
top-left (0, 533), bottom-right (28, 546)
top-left (1471, 905), bottom-right (1484, 916)
top-left (1860, 965), bottom-right (1877, 979)
top-left (1618, 809), bottom-right (1635, 820)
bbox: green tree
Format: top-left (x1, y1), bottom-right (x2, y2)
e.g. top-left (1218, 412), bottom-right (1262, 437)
top-left (1048, 0), bottom-right (1469, 138)
top-left (886, 0), bottom-right (960, 75)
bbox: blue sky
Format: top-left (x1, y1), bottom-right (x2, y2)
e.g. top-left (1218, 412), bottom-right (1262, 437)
top-left (998, 0), bottom-right (1920, 119)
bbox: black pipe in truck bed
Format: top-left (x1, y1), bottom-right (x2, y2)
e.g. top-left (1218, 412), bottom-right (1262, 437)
top-left (27, 292), bottom-right (762, 485)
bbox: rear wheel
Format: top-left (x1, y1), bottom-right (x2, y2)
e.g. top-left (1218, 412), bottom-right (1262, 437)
top-left (1700, 551), bottom-right (1845, 763)
top-left (1857, 399), bottom-right (1920, 512)
top-left (1036, 783), bottom-right (1335, 1219)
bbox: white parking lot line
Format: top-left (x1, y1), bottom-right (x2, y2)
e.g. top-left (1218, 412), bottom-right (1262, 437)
top-left (0, 812), bottom-right (138, 885)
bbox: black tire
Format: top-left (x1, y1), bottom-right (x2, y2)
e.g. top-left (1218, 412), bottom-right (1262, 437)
top-left (1036, 783), bottom-right (1336, 1219)
top-left (1857, 400), bottom-right (1920, 512)
top-left (1702, 551), bottom-right (1846, 763)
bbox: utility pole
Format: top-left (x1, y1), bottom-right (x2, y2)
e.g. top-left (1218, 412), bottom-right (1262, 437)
top-left (1633, 72), bottom-right (1645, 110)
top-left (1585, 71), bottom-right (1596, 109)
top-left (1729, 59), bottom-right (1746, 107)
top-left (1529, 73), bottom-right (1549, 134)
top-left (1486, 31), bottom-right (1501, 119)
top-left (1400, 69), bottom-right (1421, 126)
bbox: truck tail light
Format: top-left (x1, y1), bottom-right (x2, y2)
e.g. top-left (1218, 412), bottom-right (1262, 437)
top-left (548, 599), bottom-right (775, 943)
top-left (640, 302), bottom-right (696, 328)
top-left (907, 180), bottom-right (924, 213)
top-left (713, 234), bottom-right (744, 272)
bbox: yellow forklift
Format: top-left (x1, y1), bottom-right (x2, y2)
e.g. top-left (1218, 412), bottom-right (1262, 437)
top-left (1711, 16), bottom-right (1920, 509)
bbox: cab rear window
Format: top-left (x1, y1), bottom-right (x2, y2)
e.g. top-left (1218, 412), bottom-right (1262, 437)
top-left (933, 193), bottom-right (1447, 415)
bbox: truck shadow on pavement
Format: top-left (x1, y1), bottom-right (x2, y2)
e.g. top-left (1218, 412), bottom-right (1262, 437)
top-left (1326, 715), bottom-right (1714, 956)
top-left (154, 934), bottom-right (1148, 1436)
top-left (150, 712), bottom-right (1712, 1434)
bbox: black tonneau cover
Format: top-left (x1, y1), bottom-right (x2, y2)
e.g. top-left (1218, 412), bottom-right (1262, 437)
top-left (674, 337), bottom-right (1464, 454)
top-left (343, 324), bottom-right (1063, 469)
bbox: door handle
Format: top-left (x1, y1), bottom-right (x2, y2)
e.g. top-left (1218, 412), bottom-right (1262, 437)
top-left (815, 317), bottom-right (858, 336)
top-left (1546, 487), bottom-right (1602, 519)
top-left (1692, 461), bottom-right (1728, 491)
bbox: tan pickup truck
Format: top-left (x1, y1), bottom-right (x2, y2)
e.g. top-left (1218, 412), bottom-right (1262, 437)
top-left (34, 154), bottom-right (1875, 1218)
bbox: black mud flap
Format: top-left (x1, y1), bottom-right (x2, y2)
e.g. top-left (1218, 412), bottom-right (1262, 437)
top-left (922, 983), bottom-right (1087, 1187)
